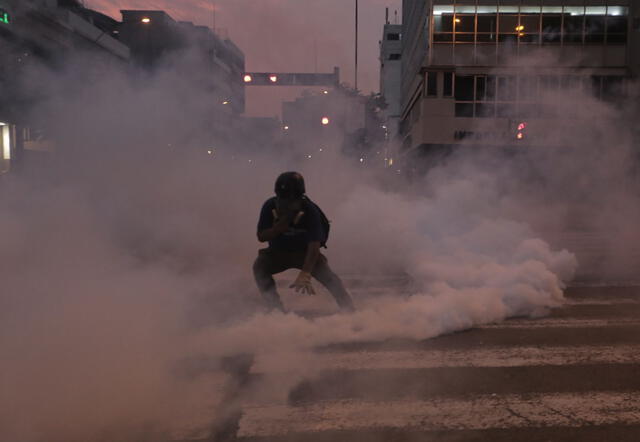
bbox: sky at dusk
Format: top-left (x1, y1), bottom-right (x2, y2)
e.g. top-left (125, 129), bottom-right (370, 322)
top-left (85, 0), bottom-right (403, 117)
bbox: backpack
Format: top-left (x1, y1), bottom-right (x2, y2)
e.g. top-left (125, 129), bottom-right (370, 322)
top-left (304, 197), bottom-right (331, 248)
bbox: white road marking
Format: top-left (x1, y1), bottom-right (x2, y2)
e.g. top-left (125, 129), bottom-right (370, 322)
top-left (480, 317), bottom-right (640, 329)
top-left (563, 298), bottom-right (640, 305)
top-left (239, 391), bottom-right (640, 437)
top-left (251, 345), bottom-right (640, 373)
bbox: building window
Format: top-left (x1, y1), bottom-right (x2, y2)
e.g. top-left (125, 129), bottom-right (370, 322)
top-left (455, 75), bottom-right (474, 101)
top-left (389, 53), bottom-right (401, 60)
top-left (452, 74), bottom-right (626, 118)
top-left (433, 6), bottom-right (628, 46)
top-left (387, 33), bottom-right (400, 41)
top-left (443, 72), bottom-right (453, 97)
top-left (426, 72), bottom-right (438, 97)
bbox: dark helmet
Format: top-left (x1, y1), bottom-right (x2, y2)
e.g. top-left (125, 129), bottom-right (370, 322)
top-left (275, 172), bottom-right (306, 199)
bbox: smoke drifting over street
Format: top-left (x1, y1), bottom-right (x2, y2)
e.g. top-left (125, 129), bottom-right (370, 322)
top-left (2, 18), bottom-right (639, 442)
top-left (85, 0), bottom-right (402, 115)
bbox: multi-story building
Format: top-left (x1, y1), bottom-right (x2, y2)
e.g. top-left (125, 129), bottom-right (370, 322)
top-left (0, 0), bottom-right (130, 174)
top-left (118, 10), bottom-right (245, 115)
top-left (380, 20), bottom-right (403, 167)
top-left (380, 21), bottom-right (403, 124)
top-left (398, 0), bottom-right (639, 161)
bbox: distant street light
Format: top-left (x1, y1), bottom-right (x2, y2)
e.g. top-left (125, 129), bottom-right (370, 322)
top-left (321, 117), bottom-right (330, 125)
top-left (243, 74), bottom-right (253, 83)
top-left (269, 75), bottom-right (278, 83)
top-left (222, 100), bottom-right (230, 105)
top-left (141, 17), bottom-right (151, 23)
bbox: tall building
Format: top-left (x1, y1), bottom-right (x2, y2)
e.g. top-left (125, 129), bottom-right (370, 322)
top-left (398, 0), bottom-right (638, 161)
top-left (118, 10), bottom-right (245, 115)
top-left (379, 20), bottom-right (403, 140)
top-left (0, 0), bottom-right (130, 174)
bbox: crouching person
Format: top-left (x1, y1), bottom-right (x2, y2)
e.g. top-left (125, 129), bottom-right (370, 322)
top-left (253, 172), bottom-right (355, 313)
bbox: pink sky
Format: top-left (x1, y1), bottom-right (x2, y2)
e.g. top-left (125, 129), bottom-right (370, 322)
top-left (85, 0), bottom-right (402, 117)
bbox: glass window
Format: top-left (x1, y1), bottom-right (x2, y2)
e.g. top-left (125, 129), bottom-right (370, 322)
top-left (542, 6), bottom-right (563, 14)
top-left (498, 6), bottom-right (518, 13)
top-left (521, 6), bottom-right (541, 14)
top-left (564, 15), bottom-right (584, 43)
top-left (498, 34), bottom-right (518, 43)
top-left (520, 15), bottom-right (540, 32)
top-left (443, 72), bottom-right (453, 97)
top-left (477, 14), bottom-right (497, 32)
top-left (455, 33), bottom-right (475, 42)
top-left (564, 7), bottom-right (584, 16)
top-left (607, 7), bottom-right (628, 17)
top-left (387, 33), bottom-right (400, 40)
top-left (607, 16), bottom-right (628, 33)
top-left (607, 33), bottom-right (627, 44)
top-left (426, 72), bottom-right (438, 97)
top-left (585, 7), bottom-right (607, 16)
top-left (586, 16), bottom-right (605, 33)
top-left (433, 5), bottom-right (454, 15)
top-left (455, 103), bottom-right (474, 117)
top-left (455, 15), bottom-right (475, 33)
top-left (476, 76), bottom-right (486, 101)
top-left (455, 75), bottom-right (475, 101)
top-left (475, 103), bottom-right (495, 118)
top-left (477, 6), bottom-right (498, 14)
top-left (497, 76), bottom-right (516, 101)
top-left (434, 33), bottom-right (454, 42)
top-left (477, 33), bottom-right (497, 43)
top-left (454, 5), bottom-right (476, 13)
top-left (519, 33), bottom-right (539, 43)
top-left (585, 16), bottom-right (605, 43)
top-left (499, 15), bottom-right (519, 33)
top-left (542, 15), bottom-right (562, 43)
top-left (486, 76), bottom-right (496, 100)
top-left (389, 53), bottom-right (401, 60)
top-left (434, 14), bottom-right (454, 32)
top-left (518, 76), bottom-right (537, 100)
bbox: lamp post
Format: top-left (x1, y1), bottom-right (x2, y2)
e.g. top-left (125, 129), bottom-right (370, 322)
top-left (355, 0), bottom-right (358, 90)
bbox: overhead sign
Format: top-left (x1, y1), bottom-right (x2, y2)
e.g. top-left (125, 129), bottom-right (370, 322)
top-left (243, 71), bottom-right (339, 87)
top-left (0, 8), bottom-right (10, 24)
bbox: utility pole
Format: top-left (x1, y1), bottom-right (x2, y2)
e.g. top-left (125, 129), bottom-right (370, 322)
top-left (355, 0), bottom-right (358, 90)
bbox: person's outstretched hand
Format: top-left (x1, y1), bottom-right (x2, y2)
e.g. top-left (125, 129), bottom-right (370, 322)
top-left (290, 271), bottom-right (315, 295)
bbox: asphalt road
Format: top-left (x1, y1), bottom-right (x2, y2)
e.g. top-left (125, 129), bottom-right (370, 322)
top-left (172, 285), bottom-right (640, 442)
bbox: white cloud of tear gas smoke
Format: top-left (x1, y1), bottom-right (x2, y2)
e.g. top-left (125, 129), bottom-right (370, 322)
top-left (85, 0), bottom-right (403, 116)
top-left (14, 44), bottom-right (640, 440)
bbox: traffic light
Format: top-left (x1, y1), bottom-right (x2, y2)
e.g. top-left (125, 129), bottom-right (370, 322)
top-left (516, 122), bottom-right (527, 140)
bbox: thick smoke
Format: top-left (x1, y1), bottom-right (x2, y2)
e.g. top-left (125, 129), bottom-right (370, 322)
top-left (7, 41), bottom-right (640, 440)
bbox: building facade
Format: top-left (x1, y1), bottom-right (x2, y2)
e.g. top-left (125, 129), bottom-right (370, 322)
top-left (380, 22), bottom-right (403, 149)
top-left (118, 10), bottom-right (245, 115)
top-left (399, 0), bottom-right (639, 159)
top-left (0, 0), bottom-right (130, 174)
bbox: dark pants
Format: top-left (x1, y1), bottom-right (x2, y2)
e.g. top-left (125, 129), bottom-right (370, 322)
top-left (252, 248), bottom-right (355, 312)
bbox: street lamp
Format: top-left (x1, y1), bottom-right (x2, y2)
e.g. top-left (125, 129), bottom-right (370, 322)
top-left (269, 75), bottom-right (278, 83)
top-left (141, 17), bottom-right (151, 24)
top-left (243, 74), bottom-right (253, 83)
top-left (321, 117), bottom-right (330, 125)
